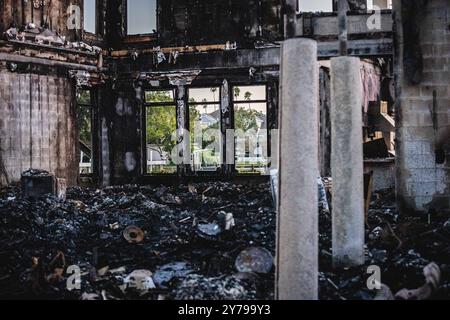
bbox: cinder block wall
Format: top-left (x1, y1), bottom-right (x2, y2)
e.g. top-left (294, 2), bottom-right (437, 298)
top-left (0, 68), bottom-right (78, 186)
top-left (394, 0), bottom-right (450, 213)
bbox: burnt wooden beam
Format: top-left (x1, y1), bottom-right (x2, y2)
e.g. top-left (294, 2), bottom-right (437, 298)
top-left (337, 0), bottom-right (349, 55)
top-left (294, 11), bottom-right (393, 38)
top-left (114, 38), bottom-right (392, 76)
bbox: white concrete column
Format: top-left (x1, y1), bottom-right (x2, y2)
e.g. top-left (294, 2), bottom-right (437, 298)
top-left (276, 38), bottom-right (319, 300)
top-left (330, 56), bottom-right (365, 268)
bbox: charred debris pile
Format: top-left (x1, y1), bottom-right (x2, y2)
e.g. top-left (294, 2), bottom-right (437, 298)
top-left (0, 182), bottom-right (449, 300)
top-left (0, 182), bottom-right (275, 300)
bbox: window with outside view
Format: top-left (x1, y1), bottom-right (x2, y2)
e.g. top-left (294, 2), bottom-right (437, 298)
top-left (233, 85), bottom-right (268, 175)
top-left (145, 90), bottom-right (177, 175)
top-left (77, 90), bottom-right (93, 175)
top-left (188, 88), bottom-right (222, 173)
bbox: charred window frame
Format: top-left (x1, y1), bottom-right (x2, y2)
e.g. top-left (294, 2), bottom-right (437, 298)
top-left (143, 89), bottom-right (178, 176)
top-left (77, 89), bottom-right (97, 177)
top-left (125, 0), bottom-right (158, 36)
top-left (231, 84), bottom-right (270, 176)
top-left (186, 87), bottom-right (222, 175)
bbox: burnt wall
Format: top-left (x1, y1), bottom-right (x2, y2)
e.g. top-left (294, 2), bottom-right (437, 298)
top-left (157, 0), bottom-right (283, 47)
top-left (0, 66), bottom-right (78, 186)
top-left (332, 0), bottom-right (369, 11)
top-left (97, 69), bottom-right (280, 185)
top-left (0, 0), bottom-right (85, 40)
top-left (394, 0), bottom-right (450, 214)
top-left (319, 67), bottom-right (331, 177)
top-left (97, 82), bottom-right (142, 186)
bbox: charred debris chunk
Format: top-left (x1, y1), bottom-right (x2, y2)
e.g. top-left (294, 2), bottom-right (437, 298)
top-left (0, 183), bottom-right (449, 300)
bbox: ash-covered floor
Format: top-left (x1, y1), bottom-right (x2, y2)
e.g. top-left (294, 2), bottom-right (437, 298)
top-left (0, 183), bottom-right (448, 300)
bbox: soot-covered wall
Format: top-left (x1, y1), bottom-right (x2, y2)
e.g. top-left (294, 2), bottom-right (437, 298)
top-left (156, 0), bottom-right (283, 47)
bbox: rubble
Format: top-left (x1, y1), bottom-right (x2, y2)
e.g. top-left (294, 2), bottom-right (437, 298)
top-left (123, 226), bottom-right (145, 244)
top-left (0, 183), bottom-right (449, 300)
top-left (0, 182), bottom-right (275, 300)
top-left (153, 262), bottom-right (195, 289)
top-left (319, 188), bottom-right (450, 300)
top-left (395, 263), bottom-right (441, 300)
top-left (235, 247), bottom-right (274, 274)
top-left (172, 274), bottom-right (256, 300)
top-left (120, 269), bottom-right (156, 295)
top-left (197, 223), bottom-right (222, 239)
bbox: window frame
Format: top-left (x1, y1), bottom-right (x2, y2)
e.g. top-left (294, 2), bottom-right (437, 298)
top-left (76, 88), bottom-right (96, 178)
top-left (231, 84), bottom-right (270, 176)
top-left (143, 88), bottom-right (178, 176)
top-left (186, 86), bottom-right (223, 175)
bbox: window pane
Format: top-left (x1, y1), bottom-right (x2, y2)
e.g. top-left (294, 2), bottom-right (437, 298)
top-left (78, 105), bottom-right (92, 175)
top-left (189, 104), bottom-right (221, 172)
top-left (233, 85), bottom-right (266, 101)
top-left (146, 106), bottom-right (177, 174)
top-left (77, 90), bottom-right (91, 105)
top-left (298, 0), bottom-right (333, 12)
top-left (127, 0), bottom-right (157, 35)
top-left (368, 0), bottom-right (393, 10)
top-left (234, 103), bottom-right (268, 174)
top-left (83, 0), bottom-right (96, 33)
top-left (189, 87), bottom-right (220, 104)
top-left (145, 90), bottom-right (174, 104)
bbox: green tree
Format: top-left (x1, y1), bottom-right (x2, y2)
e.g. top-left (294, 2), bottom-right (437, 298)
top-left (77, 90), bottom-right (92, 146)
top-left (235, 107), bottom-right (264, 132)
top-left (211, 87), bottom-right (217, 102)
top-left (77, 107), bottom-right (91, 145)
top-left (234, 87), bottom-right (241, 100)
top-left (244, 91), bottom-right (252, 108)
top-left (146, 91), bottom-right (177, 162)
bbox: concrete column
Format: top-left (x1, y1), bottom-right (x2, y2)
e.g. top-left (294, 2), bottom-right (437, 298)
top-left (330, 56), bottom-right (365, 268)
top-left (276, 38), bottom-right (319, 300)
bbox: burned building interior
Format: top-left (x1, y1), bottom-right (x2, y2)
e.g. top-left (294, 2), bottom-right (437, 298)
top-left (0, 0), bottom-right (449, 301)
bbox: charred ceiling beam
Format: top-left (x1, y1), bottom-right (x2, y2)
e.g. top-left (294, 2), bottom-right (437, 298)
top-left (113, 38), bottom-right (391, 76)
top-left (0, 52), bottom-right (102, 72)
top-left (294, 11), bottom-right (393, 39)
top-left (114, 47), bottom-right (281, 74)
top-left (290, 10), bottom-right (393, 56)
